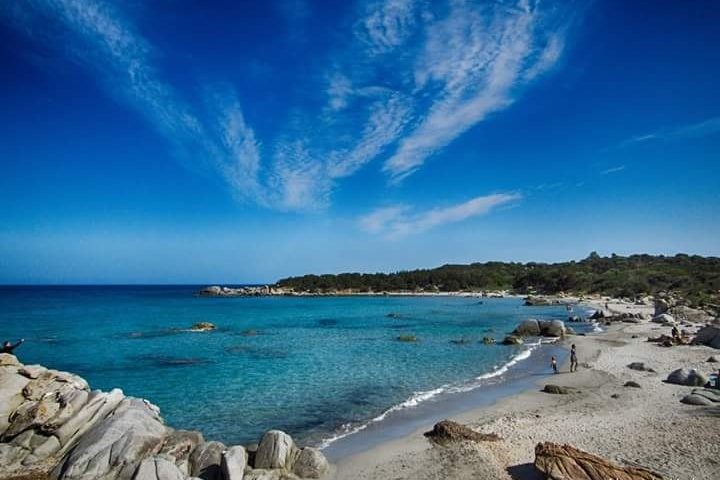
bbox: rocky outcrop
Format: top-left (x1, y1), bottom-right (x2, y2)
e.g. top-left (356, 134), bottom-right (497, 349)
top-left (692, 323), bottom-right (720, 349)
top-left (255, 430), bottom-right (295, 470)
top-left (292, 448), bottom-right (329, 479)
top-left (651, 314), bottom-right (676, 326)
top-left (665, 368), bottom-right (708, 387)
top-left (423, 420), bottom-right (500, 445)
top-left (512, 319), bottom-right (566, 338)
top-left (198, 286), bottom-right (276, 297)
top-left (502, 335), bottom-right (523, 345)
top-left (0, 355), bottom-right (328, 480)
top-left (524, 296), bottom-right (556, 306)
top-left (542, 385), bottom-right (570, 395)
top-left (534, 442), bottom-right (663, 480)
top-left (221, 446), bottom-right (247, 480)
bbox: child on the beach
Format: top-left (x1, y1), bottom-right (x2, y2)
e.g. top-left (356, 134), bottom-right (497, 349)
top-left (551, 356), bottom-right (558, 374)
top-left (570, 344), bottom-right (578, 372)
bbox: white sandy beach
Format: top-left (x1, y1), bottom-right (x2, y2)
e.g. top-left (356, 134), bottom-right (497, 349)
top-left (331, 300), bottom-right (720, 479)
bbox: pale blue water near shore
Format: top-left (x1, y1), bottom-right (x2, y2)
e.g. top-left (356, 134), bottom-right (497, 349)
top-left (0, 286), bottom-right (595, 452)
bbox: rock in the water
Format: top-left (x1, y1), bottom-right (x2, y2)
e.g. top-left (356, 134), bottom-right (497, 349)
top-left (534, 442), bottom-right (663, 480)
top-left (133, 456), bottom-right (185, 480)
top-left (255, 430), bottom-right (296, 471)
top-left (481, 336), bottom-right (496, 345)
top-left (693, 324), bottom-right (720, 349)
top-left (190, 440), bottom-right (226, 480)
top-left (624, 381), bottom-right (641, 388)
top-left (56, 397), bottom-right (167, 480)
top-left (513, 319), bottom-right (541, 336)
top-left (681, 394), bottom-right (713, 406)
top-left (221, 446), bottom-right (248, 480)
top-left (524, 296), bottom-right (554, 306)
top-left (160, 430), bottom-right (204, 475)
top-left (666, 368), bottom-right (708, 387)
top-left (189, 322), bottom-right (216, 332)
top-left (292, 447), bottom-right (329, 479)
top-left (543, 385), bottom-right (569, 395)
top-left (423, 420), bottom-right (501, 445)
top-left (540, 320), bottom-right (566, 337)
top-left (502, 335), bottom-right (523, 345)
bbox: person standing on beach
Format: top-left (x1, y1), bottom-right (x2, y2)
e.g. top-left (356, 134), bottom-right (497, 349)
top-left (570, 344), bottom-right (578, 372)
top-left (551, 356), bottom-right (558, 374)
top-left (1, 339), bottom-right (24, 354)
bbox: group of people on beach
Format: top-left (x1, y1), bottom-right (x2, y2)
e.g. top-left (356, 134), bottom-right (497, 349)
top-left (551, 344), bottom-right (579, 374)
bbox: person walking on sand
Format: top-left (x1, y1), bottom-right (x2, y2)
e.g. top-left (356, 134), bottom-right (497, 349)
top-left (570, 344), bottom-right (578, 372)
top-left (1, 339), bottom-right (24, 355)
top-left (551, 356), bottom-right (558, 374)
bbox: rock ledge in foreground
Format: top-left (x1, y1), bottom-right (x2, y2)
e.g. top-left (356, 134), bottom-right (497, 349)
top-left (534, 442), bottom-right (663, 480)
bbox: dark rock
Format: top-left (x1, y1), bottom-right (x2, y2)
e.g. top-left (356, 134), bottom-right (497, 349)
top-left (423, 420), bottom-right (501, 445)
top-left (666, 368), bottom-right (708, 386)
top-left (624, 381), bottom-right (641, 388)
top-left (502, 335), bottom-right (523, 345)
top-left (543, 385), bottom-right (569, 395)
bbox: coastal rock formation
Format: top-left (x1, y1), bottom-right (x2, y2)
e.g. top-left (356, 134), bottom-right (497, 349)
top-left (481, 336), bottom-right (496, 345)
top-left (651, 314), bottom-right (675, 326)
top-left (512, 319), bottom-right (566, 338)
top-left (692, 323), bottom-right (720, 349)
top-left (665, 368), bottom-right (708, 387)
top-left (0, 354), bottom-right (328, 480)
top-left (542, 385), bottom-right (570, 395)
top-left (293, 447), bottom-right (330, 479)
top-left (221, 446), bottom-right (248, 480)
top-left (502, 335), bottom-right (523, 345)
top-left (423, 420), bottom-right (500, 445)
top-left (534, 442), bottom-right (663, 480)
top-left (255, 430), bottom-right (295, 470)
top-left (198, 286), bottom-right (278, 297)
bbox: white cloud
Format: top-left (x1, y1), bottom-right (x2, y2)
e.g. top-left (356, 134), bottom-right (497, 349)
top-left (601, 165), bottom-right (626, 175)
top-left (620, 116), bottom-right (720, 148)
top-left (358, 0), bottom-right (418, 55)
top-left (383, 1), bottom-right (566, 182)
top-left (360, 193), bottom-right (521, 237)
top-left (8, 0), bottom-right (570, 212)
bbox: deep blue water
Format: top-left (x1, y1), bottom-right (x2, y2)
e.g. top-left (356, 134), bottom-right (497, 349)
top-left (0, 286), bottom-right (591, 448)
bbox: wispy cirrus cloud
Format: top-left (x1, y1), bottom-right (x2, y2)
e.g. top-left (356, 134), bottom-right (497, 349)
top-left (600, 165), bottom-right (626, 175)
top-left (382, 1), bottom-right (569, 182)
top-left (620, 116), bottom-right (720, 148)
top-left (360, 193), bottom-right (521, 237)
top-left (4, 0), bottom-right (572, 212)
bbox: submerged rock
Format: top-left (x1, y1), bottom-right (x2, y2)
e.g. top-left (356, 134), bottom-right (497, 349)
top-left (189, 322), bottom-right (216, 332)
top-left (534, 442), bottom-right (663, 480)
top-left (396, 334), bottom-right (418, 343)
top-left (481, 336), bottom-right (496, 345)
top-left (502, 335), bottom-right (523, 345)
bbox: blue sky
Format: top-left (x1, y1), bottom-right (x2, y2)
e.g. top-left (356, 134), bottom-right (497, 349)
top-left (1, 0), bottom-right (719, 284)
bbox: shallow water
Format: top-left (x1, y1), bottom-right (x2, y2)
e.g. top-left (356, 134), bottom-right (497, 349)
top-left (0, 286), bottom-right (593, 447)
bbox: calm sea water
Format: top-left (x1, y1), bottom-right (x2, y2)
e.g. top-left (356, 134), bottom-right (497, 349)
top-left (0, 286), bottom-right (592, 448)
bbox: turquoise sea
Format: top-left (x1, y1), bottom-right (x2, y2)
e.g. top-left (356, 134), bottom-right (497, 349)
top-left (0, 286), bottom-right (595, 452)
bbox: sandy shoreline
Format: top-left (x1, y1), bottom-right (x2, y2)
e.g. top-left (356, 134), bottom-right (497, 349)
top-left (330, 300), bottom-right (720, 479)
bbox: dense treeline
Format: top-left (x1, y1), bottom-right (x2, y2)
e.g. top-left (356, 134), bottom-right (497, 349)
top-left (276, 253), bottom-right (720, 307)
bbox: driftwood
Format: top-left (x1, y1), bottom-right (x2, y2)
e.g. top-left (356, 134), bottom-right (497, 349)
top-left (534, 442), bottom-right (663, 480)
